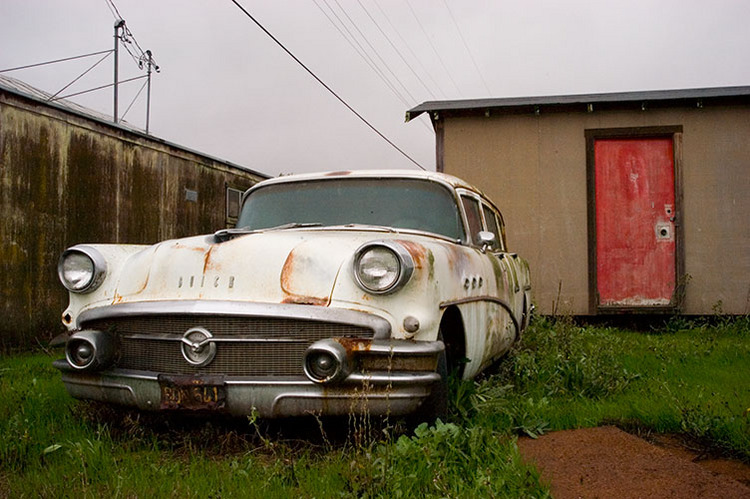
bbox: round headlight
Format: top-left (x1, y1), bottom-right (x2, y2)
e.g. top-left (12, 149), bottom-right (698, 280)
top-left (58, 246), bottom-right (107, 293)
top-left (353, 242), bottom-right (414, 294)
top-left (356, 247), bottom-right (400, 291)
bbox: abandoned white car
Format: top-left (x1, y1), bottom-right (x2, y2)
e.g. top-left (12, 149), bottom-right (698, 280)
top-left (54, 170), bottom-right (531, 419)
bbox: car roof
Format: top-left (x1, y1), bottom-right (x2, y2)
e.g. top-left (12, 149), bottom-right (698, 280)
top-left (252, 169), bottom-right (486, 196)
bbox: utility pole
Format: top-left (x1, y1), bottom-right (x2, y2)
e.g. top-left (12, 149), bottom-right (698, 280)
top-left (146, 50), bottom-right (153, 133)
top-left (113, 19), bottom-right (125, 124)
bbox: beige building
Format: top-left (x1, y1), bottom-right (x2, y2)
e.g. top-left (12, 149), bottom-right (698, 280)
top-left (407, 87), bottom-right (750, 315)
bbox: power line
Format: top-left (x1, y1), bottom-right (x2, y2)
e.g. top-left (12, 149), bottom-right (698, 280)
top-left (404, 0), bottom-right (462, 96)
top-left (103, 0), bottom-right (123, 20)
top-left (121, 78), bottom-right (149, 120)
top-left (355, 0), bottom-right (437, 100)
top-left (52, 74), bottom-right (147, 101)
top-left (441, 0), bottom-right (491, 95)
top-left (228, 0), bottom-right (427, 171)
top-left (0, 49), bottom-right (113, 73)
top-left (313, 0), bottom-right (409, 106)
top-left (312, 0), bottom-right (433, 135)
top-left (331, 0), bottom-right (417, 104)
top-left (371, 0), bottom-right (449, 100)
top-left (103, 0), bottom-right (160, 72)
top-left (48, 51), bottom-right (113, 101)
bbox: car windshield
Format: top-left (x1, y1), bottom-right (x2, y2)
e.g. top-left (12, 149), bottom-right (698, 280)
top-left (236, 177), bottom-right (464, 240)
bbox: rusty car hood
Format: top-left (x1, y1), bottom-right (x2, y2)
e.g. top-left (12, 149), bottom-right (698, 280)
top-left (109, 229), bottom-right (395, 306)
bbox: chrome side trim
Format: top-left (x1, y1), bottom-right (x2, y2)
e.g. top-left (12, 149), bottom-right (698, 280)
top-left (346, 372), bottom-right (440, 384)
top-left (77, 300), bottom-right (391, 339)
top-left (123, 334), bottom-right (304, 343)
top-left (54, 364), bottom-right (440, 387)
top-left (362, 338), bottom-right (444, 356)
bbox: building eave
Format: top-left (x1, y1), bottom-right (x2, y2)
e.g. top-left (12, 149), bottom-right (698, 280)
top-left (405, 85), bottom-right (750, 122)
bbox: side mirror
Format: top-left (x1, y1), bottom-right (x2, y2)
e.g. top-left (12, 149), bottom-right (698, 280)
top-left (477, 231), bottom-right (496, 252)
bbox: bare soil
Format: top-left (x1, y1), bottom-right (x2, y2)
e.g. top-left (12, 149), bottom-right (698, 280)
top-left (517, 426), bottom-right (750, 498)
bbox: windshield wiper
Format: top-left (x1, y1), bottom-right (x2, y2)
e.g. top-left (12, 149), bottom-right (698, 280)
top-left (264, 222), bottom-right (322, 231)
top-left (340, 223), bottom-right (397, 232)
top-left (214, 223), bottom-right (321, 242)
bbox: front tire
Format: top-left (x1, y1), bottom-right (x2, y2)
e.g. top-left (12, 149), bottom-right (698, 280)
top-left (410, 332), bottom-right (449, 424)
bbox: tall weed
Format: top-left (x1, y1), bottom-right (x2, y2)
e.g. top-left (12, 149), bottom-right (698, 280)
top-left (346, 420), bottom-right (548, 498)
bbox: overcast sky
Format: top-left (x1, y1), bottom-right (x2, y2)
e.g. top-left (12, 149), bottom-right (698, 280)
top-left (1, 1), bottom-right (748, 176)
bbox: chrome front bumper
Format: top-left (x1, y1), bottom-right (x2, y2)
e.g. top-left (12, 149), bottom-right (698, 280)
top-left (53, 338), bottom-right (443, 417)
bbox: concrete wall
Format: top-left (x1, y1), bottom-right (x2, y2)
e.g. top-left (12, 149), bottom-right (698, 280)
top-left (440, 105), bottom-right (750, 315)
top-left (0, 90), bottom-right (266, 349)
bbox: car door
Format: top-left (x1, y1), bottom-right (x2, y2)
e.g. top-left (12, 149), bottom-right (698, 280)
top-left (457, 191), bottom-right (515, 368)
top-left (479, 201), bottom-right (519, 357)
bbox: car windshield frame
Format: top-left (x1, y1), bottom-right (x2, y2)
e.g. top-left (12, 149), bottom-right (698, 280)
top-left (236, 177), bottom-right (465, 241)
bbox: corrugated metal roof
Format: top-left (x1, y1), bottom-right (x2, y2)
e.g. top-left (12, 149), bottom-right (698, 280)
top-left (0, 74), bottom-right (270, 178)
top-left (0, 74), bottom-right (146, 132)
top-left (406, 86), bottom-right (750, 121)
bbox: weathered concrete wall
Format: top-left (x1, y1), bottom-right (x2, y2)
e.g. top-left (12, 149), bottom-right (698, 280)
top-left (440, 105), bottom-right (750, 315)
top-left (0, 90), bottom-right (266, 349)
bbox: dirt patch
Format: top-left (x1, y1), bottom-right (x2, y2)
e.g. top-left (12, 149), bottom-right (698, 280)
top-left (517, 426), bottom-right (750, 499)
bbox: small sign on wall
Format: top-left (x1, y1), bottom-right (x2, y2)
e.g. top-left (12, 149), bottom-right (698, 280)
top-left (185, 189), bottom-right (198, 202)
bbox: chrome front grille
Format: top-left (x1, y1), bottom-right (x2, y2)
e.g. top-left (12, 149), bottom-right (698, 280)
top-left (83, 315), bottom-right (373, 376)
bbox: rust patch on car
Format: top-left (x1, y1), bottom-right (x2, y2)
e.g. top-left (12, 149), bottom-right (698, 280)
top-left (395, 240), bottom-right (426, 268)
top-left (280, 251), bottom-right (296, 293)
top-left (281, 295), bottom-right (329, 306)
top-left (202, 245), bottom-right (216, 275)
top-left (324, 170), bottom-right (353, 176)
top-left (171, 242), bottom-right (204, 253)
top-left (280, 249), bottom-right (330, 306)
top-left (444, 244), bottom-right (471, 274)
top-left (334, 337), bottom-right (372, 353)
top-left (111, 291), bottom-right (124, 304)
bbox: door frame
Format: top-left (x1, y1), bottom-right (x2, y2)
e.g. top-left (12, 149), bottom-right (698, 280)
top-left (585, 126), bottom-right (685, 314)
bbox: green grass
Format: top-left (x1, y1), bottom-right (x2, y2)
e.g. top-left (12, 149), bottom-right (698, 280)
top-left (0, 352), bottom-right (546, 497)
top-left (463, 315), bottom-right (750, 458)
top-left (1, 316), bottom-right (747, 497)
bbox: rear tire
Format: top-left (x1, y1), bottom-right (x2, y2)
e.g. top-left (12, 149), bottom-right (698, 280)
top-left (517, 294), bottom-right (531, 342)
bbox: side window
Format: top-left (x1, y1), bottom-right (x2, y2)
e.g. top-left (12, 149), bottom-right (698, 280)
top-left (497, 211), bottom-right (508, 250)
top-left (481, 204), bottom-right (504, 251)
top-left (460, 195), bottom-right (483, 246)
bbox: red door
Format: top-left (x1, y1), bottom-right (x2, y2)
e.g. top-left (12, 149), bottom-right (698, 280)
top-left (594, 138), bottom-right (676, 308)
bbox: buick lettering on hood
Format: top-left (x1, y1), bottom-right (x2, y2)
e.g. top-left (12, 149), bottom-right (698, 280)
top-left (54, 170), bottom-right (531, 419)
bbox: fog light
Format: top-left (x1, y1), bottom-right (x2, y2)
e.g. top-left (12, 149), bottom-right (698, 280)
top-left (303, 341), bottom-right (349, 383)
top-left (309, 352), bottom-right (336, 379)
top-left (66, 339), bottom-right (96, 369)
top-left (65, 330), bottom-right (115, 371)
top-left (74, 343), bottom-right (93, 363)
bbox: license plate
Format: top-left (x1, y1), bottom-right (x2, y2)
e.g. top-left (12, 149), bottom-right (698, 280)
top-left (159, 375), bottom-right (226, 411)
